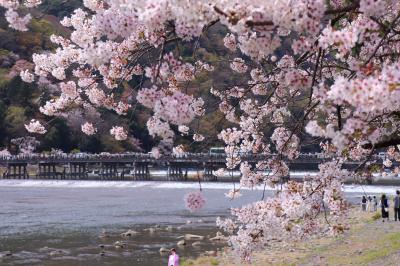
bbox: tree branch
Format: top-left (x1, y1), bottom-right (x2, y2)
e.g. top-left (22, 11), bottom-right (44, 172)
top-left (362, 138), bottom-right (400, 150)
top-left (243, 1), bottom-right (361, 28)
top-left (336, 105), bottom-right (342, 130)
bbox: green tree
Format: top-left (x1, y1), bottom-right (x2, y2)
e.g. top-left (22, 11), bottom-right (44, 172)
top-left (5, 105), bottom-right (26, 137)
top-left (40, 119), bottom-right (74, 152)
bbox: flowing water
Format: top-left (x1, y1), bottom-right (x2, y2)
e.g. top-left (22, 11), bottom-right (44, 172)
top-left (0, 178), bottom-right (398, 265)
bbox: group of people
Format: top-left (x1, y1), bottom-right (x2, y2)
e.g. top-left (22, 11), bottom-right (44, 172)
top-left (361, 190), bottom-right (400, 222)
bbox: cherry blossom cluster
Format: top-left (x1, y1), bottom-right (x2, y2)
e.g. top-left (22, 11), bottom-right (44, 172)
top-left (271, 127), bottom-right (300, 160)
top-left (224, 188), bottom-right (242, 200)
top-left (110, 126), bottom-right (127, 141)
top-left (81, 122), bottom-right (97, 136)
top-left (184, 191), bottom-right (206, 212)
top-left (11, 136), bottom-right (40, 154)
top-left (172, 145), bottom-right (185, 157)
top-left (24, 119), bottom-right (46, 134)
top-left (218, 162), bottom-right (349, 259)
top-left (20, 69), bottom-right (34, 83)
top-left (230, 58), bottom-right (248, 73)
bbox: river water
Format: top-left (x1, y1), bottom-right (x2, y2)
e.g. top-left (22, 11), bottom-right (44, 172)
top-left (0, 179), bottom-right (398, 265)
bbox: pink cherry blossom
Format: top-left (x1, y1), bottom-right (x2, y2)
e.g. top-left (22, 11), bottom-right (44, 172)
top-left (81, 122), bottom-right (97, 135)
top-left (223, 33), bottom-right (236, 51)
top-left (224, 189), bottom-right (242, 199)
top-left (110, 126), bottom-right (127, 141)
top-left (25, 119), bottom-right (46, 134)
top-left (24, 0), bottom-right (41, 8)
top-left (184, 191), bottom-right (206, 212)
top-left (172, 145), bottom-right (185, 157)
top-left (5, 9), bottom-right (31, 31)
top-left (149, 147), bottom-right (162, 159)
top-left (230, 58), bottom-right (248, 73)
top-left (178, 125), bottom-right (189, 135)
top-left (20, 69), bottom-right (34, 83)
top-left (193, 134), bottom-right (204, 142)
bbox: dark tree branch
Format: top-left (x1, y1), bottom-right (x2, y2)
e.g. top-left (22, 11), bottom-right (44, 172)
top-left (336, 105), bottom-right (342, 130)
top-left (308, 48), bottom-right (322, 106)
top-left (242, 1), bottom-right (361, 28)
top-left (363, 138), bottom-right (400, 150)
top-left (245, 20), bottom-right (274, 27)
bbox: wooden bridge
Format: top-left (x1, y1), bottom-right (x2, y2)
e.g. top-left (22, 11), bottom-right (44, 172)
top-left (0, 153), bottom-right (386, 181)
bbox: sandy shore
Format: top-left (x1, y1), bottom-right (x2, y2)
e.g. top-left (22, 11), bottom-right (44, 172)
top-left (184, 208), bottom-right (400, 266)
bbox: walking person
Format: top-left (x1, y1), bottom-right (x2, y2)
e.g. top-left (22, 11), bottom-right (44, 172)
top-left (381, 194), bottom-right (390, 222)
top-left (361, 196), bottom-right (367, 211)
top-left (373, 196), bottom-right (378, 212)
top-left (168, 248), bottom-right (180, 266)
top-left (394, 190), bottom-right (400, 221)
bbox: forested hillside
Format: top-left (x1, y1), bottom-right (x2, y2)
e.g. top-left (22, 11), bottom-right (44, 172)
top-left (0, 1), bottom-right (234, 154)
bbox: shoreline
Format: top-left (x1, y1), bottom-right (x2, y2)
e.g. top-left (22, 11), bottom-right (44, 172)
top-left (0, 179), bottom-right (399, 195)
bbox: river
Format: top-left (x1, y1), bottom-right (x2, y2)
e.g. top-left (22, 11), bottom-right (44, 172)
top-left (0, 179), bottom-right (398, 265)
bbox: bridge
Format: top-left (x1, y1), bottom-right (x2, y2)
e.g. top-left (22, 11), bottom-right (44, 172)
top-left (0, 153), bottom-right (387, 181)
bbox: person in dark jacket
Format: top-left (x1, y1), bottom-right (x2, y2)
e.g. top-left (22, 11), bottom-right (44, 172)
top-left (381, 194), bottom-right (389, 222)
top-left (394, 190), bottom-right (400, 221)
top-left (361, 196), bottom-right (367, 211)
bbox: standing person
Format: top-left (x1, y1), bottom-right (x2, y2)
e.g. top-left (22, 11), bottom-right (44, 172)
top-left (367, 196), bottom-right (372, 212)
top-left (373, 196), bottom-right (378, 212)
top-left (394, 190), bottom-right (400, 221)
top-left (168, 248), bottom-right (180, 266)
top-left (381, 194), bottom-right (390, 222)
top-left (361, 196), bottom-right (367, 211)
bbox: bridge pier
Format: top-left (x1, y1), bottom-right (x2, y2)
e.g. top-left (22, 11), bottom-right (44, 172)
top-left (4, 163), bottom-right (28, 179)
top-left (118, 163), bottom-right (133, 180)
top-left (37, 163), bottom-right (61, 179)
top-left (203, 167), bottom-right (216, 181)
top-left (100, 162), bottom-right (118, 180)
top-left (167, 163), bottom-right (186, 181)
top-left (134, 162), bottom-right (150, 180)
top-left (69, 163), bottom-right (87, 179)
top-left (203, 163), bottom-right (217, 181)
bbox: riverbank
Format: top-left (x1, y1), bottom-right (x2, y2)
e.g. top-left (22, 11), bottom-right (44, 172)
top-left (184, 209), bottom-right (400, 265)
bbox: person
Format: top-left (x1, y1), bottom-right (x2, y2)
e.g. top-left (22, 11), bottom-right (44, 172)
top-left (373, 196), bottom-right (378, 212)
top-left (361, 196), bottom-right (367, 211)
top-left (394, 190), bottom-right (400, 221)
top-left (381, 194), bottom-right (389, 222)
top-left (367, 196), bottom-right (372, 212)
top-left (168, 248), bottom-right (180, 266)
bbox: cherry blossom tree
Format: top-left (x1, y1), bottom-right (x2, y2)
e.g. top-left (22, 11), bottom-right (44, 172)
top-left (11, 136), bottom-right (40, 154)
top-left (3, 0), bottom-right (400, 260)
